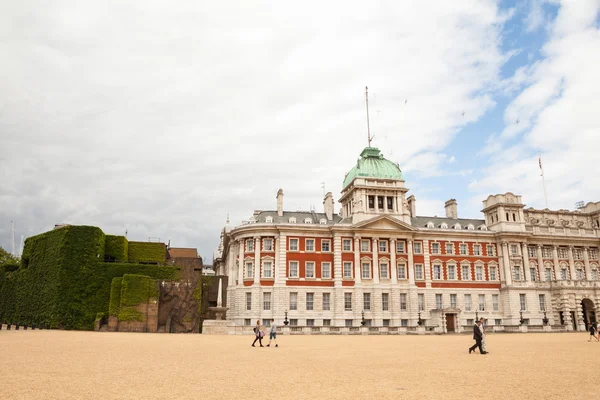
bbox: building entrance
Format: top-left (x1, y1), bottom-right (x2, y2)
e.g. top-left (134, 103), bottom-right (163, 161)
top-left (445, 314), bottom-right (456, 332)
top-left (581, 299), bottom-right (596, 329)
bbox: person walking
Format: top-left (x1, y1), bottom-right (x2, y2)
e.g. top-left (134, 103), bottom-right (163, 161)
top-left (266, 318), bottom-right (278, 347)
top-left (252, 320), bottom-right (264, 347)
top-left (469, 319), bottom-right (487, 354)
top-left (588, 322), bottom-right (599, 342)
top-left (480, 318), bottom-right (488, 353)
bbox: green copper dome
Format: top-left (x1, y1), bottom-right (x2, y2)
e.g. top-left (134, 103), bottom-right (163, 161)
top-left (342, 147), bottom-right (403, 189)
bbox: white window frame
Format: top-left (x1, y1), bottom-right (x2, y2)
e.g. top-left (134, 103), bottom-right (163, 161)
top-left (476, 265), bottom-right (484, 281)
top-left (511, 244), bottom-right (519, 255)
top-left (246, 239), bottom-right (254, 252)
top-left (530, 267), bottom-right (537, 281)
top-left (245, 261), bottom-right (254, 279)
top-left (460, 243), bottom-right (468, 255)
top-left (445, 243), bottom-right (454, 255)
top-left (415, 264), bottom-right (424, 280)
top-left (321, 240), bottom-right (331, 252)
top-left (447, 264), bottom-right (456, 280)
top-left (361, 239), bottom-right (370, 252)
top-left (464, 294), bottom-right (471, 311)
top-left (397, 263), bottom-right (406, 280)
top-left (379, 262), bottom-right (389, 279)
top-left (343, 262), bottom-right (353, 278)
top-left (342, 239), bottom-right (352, 252)
top-left (513, 266), bottom-right (522, 281)
top-left (396, 241), bottom-right (405, 253)
top-left (382, 293), bottom-right (389, 311)
top-left (306, 262), bottom-right (315, 278)
top-left (431, 242), bottom-right (440, 255)
top-left (473, 244), bottom-right (482, 256)
top-left (263, 238), bottom-right (273, 251)
top-left (519, 294), bottom-right (527, 311)
top-left (263, 292), bottom-right (271, 311)
top-left (478, 294), bottom-right (486, 311)
top-left (418, 294), bottom-right (425, 311)
top-left (344, 293), bottom-right (352, 311)
top-left (289, 261), bottom-right (299, 278)
top-left (400, 293), bottom-right (407, 311)
top-left (461, 264), bottom-right (471, 281)
top-left (262, 260), bottom-right (273, 279)
top-left (363, 293), bottom-right (371, 311)
top-left (414, 242), bottom-right (422, 254)
top-left (246, 292), bottom-right (252, 310)
top-left (487, 245), bottom-right (496, 256)
top-left (435, 294), bottom-right (443, 309)
top-left (321, 262), bottom-right (332, 279)
top-left (361, 261), bottom-right (371, 279)
top-left (492, 294), bottom-right (499, 311)
top-left (289, 238), bottom-right (299, 251)
top-left (450, 294), bottom-right (457, 308)
top-left (305, 239), bottom-right (315, 252)
top-left (538, 294), bottom-right (546, 311)
top-left (379, 240), bottom-right (388, 253)
top-left (306, 292), bottom-right (314, 310)
top-left (322, 293), bottom-right (331, 311)
top-left (289, 292), bottom-right (298, 310)
top-left (545, 268), bottom-right (552, 281)
top-left (489, 266), bottom-right (497, 281)
top-left (433, 264), bottom-right (442, 280)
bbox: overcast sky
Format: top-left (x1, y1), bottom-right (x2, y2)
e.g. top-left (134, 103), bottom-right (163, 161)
top-left (1, 0), bottom-right (599, 262)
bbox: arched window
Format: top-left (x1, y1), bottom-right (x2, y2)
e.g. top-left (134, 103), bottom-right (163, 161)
top-left (426, 221), bottom-right (435, 228)
top-left (454, 223), bottom-right (461, 230)
top-left (440, 223), bottom-right (448, 229)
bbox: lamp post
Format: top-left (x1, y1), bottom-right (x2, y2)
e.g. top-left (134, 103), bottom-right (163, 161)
top-left (542, 311), bottom-right (549, 326)
top-left (519, 311), bottom-right (525, 325)
top-left (475, 310), bottom-right (479, 321)
top-left (361, 310), bottom-right (366, 326)
top-left (417, 311), bottom-right (424, 326)
top-left (283, 310), bottom-right (289, 326)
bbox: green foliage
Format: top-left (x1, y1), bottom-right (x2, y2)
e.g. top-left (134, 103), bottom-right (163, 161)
top-left (117, 307), bottom-right (144, 322)
top-left (104, 235), bottom-right (128, 262)
top-left (127, 242), bottom-right (167, 264)
top-left (0, 246), bottom-right (20, 267)
top-left (117, 274), bottom-right (158, 322)
top-left (108, 278), bottom-right (122, 316)
top-left (1, 263), bottom-right (19, 273)
top-left (95, 312), bottom-right (107, 324)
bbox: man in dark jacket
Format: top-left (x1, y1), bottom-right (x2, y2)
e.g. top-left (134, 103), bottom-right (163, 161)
top-left (469, 320), bottom-right (487, 354)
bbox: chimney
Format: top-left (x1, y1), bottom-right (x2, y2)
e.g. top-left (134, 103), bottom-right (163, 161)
top-left (276, 189), bottom-right (284, 217)
top-left (323, 192), bottom-right (334, 220)
top-left (445, 199), bottom-right (458, 219)
top-left (407, 195), bottom-right (416, 217)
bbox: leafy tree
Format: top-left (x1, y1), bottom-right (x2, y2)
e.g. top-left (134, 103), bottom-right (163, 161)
top-left (0, 246), bottom-right (20, 272)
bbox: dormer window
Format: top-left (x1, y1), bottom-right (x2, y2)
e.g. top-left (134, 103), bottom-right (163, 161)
top-left (440, 223), bottom-right (448, 229)
top-left (304, 218), bottom-right (313, 224)
top-left (319, 219), bottom-right (327, 225)
top-left (265, 216), bottom-right (273, 223)
top-left (289, 217), bottom-right (296, 223)
top-left (478, 225), bottom-right (488, 231)
top-left (467, 224), bottom-right (475, 231)
top-left (453, 223), bottom-right (461, 230)
top-left (426, 222), bottom-right (435, 228)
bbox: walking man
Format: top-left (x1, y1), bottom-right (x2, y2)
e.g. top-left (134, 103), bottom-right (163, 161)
top-left (469, 319), bottom-right (487, 354)
top-left (266, 318), bottom-right (278, 347)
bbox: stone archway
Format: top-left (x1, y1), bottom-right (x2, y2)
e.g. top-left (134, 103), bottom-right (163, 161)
top-left (581, 298), bottom-right (596, 330)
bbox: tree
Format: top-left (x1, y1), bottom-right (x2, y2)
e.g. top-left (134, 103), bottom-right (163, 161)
top-left (0, 246), bottom-right (20, 272)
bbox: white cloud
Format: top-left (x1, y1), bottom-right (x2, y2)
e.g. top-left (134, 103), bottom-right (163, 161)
top-left (0, 0), bottom-right (514, 257)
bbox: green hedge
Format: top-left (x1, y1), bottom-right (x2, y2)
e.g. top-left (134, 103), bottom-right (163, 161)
top-left (128, 242), bottom-right (167, 264)
top-left (117, 274), bottom-right (158, 322)
top-left (105, 235), bottom-right (128, 262)
top-left (108, 278), bottom-right (122, 317)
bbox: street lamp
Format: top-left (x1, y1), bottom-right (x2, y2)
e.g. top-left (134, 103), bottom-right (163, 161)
top-left (542, 311), bottom-right (549, 325)
top-left (361, 310), bottom-right (366, 326)
top-left (519, 311), bottom-right (525, 325)
top-left (283, 310), bottom-right (289, 326)
top-left (417, 311), bottom-right (424, 326)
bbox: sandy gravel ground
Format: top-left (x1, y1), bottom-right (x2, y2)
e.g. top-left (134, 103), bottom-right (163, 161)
top-left (0, 329), bottom-right (596, 400)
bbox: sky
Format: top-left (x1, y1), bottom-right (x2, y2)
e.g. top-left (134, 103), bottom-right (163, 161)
top-left (1, 0), bottom-right (599, 262)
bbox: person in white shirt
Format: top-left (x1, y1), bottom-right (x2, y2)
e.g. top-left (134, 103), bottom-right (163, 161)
top-left (479, 318), bottom-right (488, 353)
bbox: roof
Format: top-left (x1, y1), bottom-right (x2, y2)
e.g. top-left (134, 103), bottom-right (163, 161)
top-left (168, 247), bottom-right (198, 258)
top-left (411, 216), bottom-right (487, 230)
top-left (250, 210), bottom-right (343, 225)
top-left (342, 147), bottom-right (403, 189)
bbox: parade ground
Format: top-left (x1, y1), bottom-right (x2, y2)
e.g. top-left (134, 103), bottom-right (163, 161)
top-left (0, 330), bottom-right (596, 399)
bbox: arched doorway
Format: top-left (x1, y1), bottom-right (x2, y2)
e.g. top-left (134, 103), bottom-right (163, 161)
top-left (581, 299), bottom-right (596, 329)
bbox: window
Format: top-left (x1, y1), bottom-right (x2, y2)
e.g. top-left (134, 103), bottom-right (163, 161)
top-left (344, 293), bottom-right (352, 311)
top-left (415, 264), bottom-right (424, 280)
top-left (489, 266), bottom-right (497, 281)
top-left (343, 262), bottom-right (353, 278)
top-left (382, 293), bottom-right (389, 311)
top-left (464, 294), bottom-right (472, 311)
top-left (387, 197), bottom-right (393, 210)
top-left (379, 240), bottom-right (388, 253)
top-left (289, 292), bottom-right (298, 310)
top-left (474, 245), bottom-right (482, 256)
top-left (539, 294), bottom-right (546, 311)
top-left (245, 261), bottom-right (254, 278)
top-left (322, 293), bottom-right (331, 311)
top-left (476, 266), bottom-right (483, 281)
top-left (542, 247), bottom-right (552, 258)
top-left (306, 262), bottom-right (315, 278)
top-left (574, 248), bottom-right (584, 259)
top-left (545, 268), bottom-right (552, 281)
top-left (363, 293), bottom-right (371, 311)
top-left (590, 249), bottom-right (598, 260)
top-left (361, 240), bottom-right (370, 252)
top-left (263, 260), bottom-right (273, 278)
top-left (435, 294), bottom-right (443, 309)
top-left (445, 243), bottom-right (454, 254)
top-left (345, 319), bottom-right (353, 327)
top-left (290, 319), bottom-right (298, 326)
top-left (478, 294), bottom-right (485, 311)
top-left (513, 266), bottom-right (521, 281)
top-left (450, 294), bottom-right (457, 308)
top-left (487, 245), bottom-right (496, 256)
top-left (448, 265), bottom-right (456, 280)
top-left (418, 294), bottom-right (425, 311)
top-left (362, 262), bottom-right (371, 279)
top-left (461, 265), bottom-right (470, 281)
top-left (530, 268), bottom-right (537, 281)
top-left (433, 265), bottom-right (441, 280)
top-left (263, 292), bottom-right (271, 311)
top-left (321, 262), bottom-right (331, 279)
top-left (289, 261), bottom-right (299, 278)
top-left (383, 319), bottom-right (390, 327)
top-left (492, 294), bottom-right (499, 311)
top-left (343, 239), bottom-right (352, 251)
top-left (380, 262), bottom-right (389, 279)
top-left (321, 240), bottom-right (331, 252)
top-left (510, 244), bottom-right (519, 255)
top-left (305, 239), bottom-right (315, 252)
top-left (460, 244), bottom-right (468, 255)
top-left (378, 196), bottom-right (384, 210)
top-left (368, 195), bottom-right (375, 209)
top-left (244, 319), bottom-right (251, 326)
top-left (558, 247), bottom-right (568, 259)
top-left (396, 241), bottom-right (405, 253)
top-left (323, 319), bottom-right (331, 326)
top-left (401, 319), bottom-right (408, 327)
top-left (306, 293), bottom-right (314, 310)
top-left (561, 268), bottom-right (568, 280)
top-left (289, 238), bottom-right (299, 251)
top-left (246, 292), bottom-right (252, 310)
top-left (592, 269), bottom-right (599, 281)
top-left (528, 246), bottom-right (536, 258)
top-left (431, 243), bottom-right (440, 254)
top-left (304, 218), bottom-right (313, 224)
top-left (246, 239), bottom-right (254, 252)
top-left (306, 319), bottom-right (314, 326)
top-left (263, 238), bottom-right (273, 251)
top-left (519, 294), bottom-right (527, 311)
top-left (414, 242), bottom-right (422, 254)
top-left (576, 269), bottom-right (584, 280)
top-left (495, 319), bottom-right (502, 326)
top-left (400, 293), bottom-right (407, 310)
top-left (397, 263), bottom-right (406, 280)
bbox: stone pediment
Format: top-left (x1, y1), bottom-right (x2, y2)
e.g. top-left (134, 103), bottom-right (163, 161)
top-left (353, 215), bottom-right (417, 231)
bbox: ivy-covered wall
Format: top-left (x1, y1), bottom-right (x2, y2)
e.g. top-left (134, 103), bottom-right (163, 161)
top-left (0, 226), bottom-right (178, 330)
top-left (104, 235), bottom-right (128, 262)
top-left (127, 242), bottom-right (167, 264)
top-left (114, 274), bottom-right (159, 322)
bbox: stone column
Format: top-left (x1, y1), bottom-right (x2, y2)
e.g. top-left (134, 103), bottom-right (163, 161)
top-left (553, 246), bottom-right (561, 280)
top-left (501, 242), bottom-right (513, 286)
top-left (277, 234), bottom-right (287, 285)
top-left (254, 236), bottom-right (261, 284)
top-left (237, 240), bottom-right (244, 285)
top-left (568, 246), bottom-right (576, 280)
top-left (537, 245), bottom-right (545, 280)
top-left (354, 237), bottom-right (362, 284)
top-left (375, 196), bottom-right (379, 212)
top-left (273, 236), bottom-right (280, 284)
top-left (583, 247), bottom-right (592, 281)
top-left (522, 243), bottom-right (531, 282)
top-left (391, 239), bottom-right (398, 284)
top-left (408, 239), bottom-right (415, 285)
top-left (334, 236), bottom-right (342, 287)
top-left (372, 238), bottom-right (380, 283)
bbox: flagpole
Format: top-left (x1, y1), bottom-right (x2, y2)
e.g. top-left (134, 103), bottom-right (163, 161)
top-left (539, 153), bottom-right (549, 209)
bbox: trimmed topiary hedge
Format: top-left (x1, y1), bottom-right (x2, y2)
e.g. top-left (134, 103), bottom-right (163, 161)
top-left (127, 242), bottom-right (167, 264)
top-left (104, 235), bottom-right (128, 262)
top-left (116, 274), bottom-right (158, 322)
top-left (108, 278), bottom-right (122, 317)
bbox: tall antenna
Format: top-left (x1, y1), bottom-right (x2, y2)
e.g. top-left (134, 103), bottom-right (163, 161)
top-left (365, 86), bottom-right (374, 147)
top-left (10, 221), bottom-right (15, 257)
top-left (539, 153), bottom-right (548, 209)
top-left (19, 235), bottom-right (24, 257)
